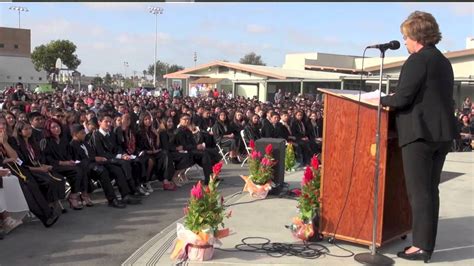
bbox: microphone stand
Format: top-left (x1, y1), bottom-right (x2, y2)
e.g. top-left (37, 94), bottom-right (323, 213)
top-left (354, 48), bottom-right (394, 265)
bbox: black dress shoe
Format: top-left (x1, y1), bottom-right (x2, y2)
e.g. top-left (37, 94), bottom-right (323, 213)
top-left (108, 198), bottom-right (126, 209)
top-left (122, 195), bottom-right (142, 205)
top-left (44, 213), bottom-right (60, 228)
top-left (397, 249), bottom-right (432, 263)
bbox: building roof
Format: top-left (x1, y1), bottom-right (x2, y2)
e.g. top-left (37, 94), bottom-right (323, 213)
top-left (190, 77), bottom-right (225, 84)
top-left (364, 48), bottom-right (474, 72)
top-left (165, 60), bottom-right (357, 80)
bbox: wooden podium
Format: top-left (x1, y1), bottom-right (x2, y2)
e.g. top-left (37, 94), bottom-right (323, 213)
top-left (318, 88), bottom-right (411, 247)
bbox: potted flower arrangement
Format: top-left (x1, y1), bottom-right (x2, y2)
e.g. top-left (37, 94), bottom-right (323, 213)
top-left (285, 143), bottom-right (296, 172)
top-left (289, 155), bottom-right (322, 241)
top-left (240, 140), bottom-right (275, 199)
top-left (171, 162), bottom-right (231, 261)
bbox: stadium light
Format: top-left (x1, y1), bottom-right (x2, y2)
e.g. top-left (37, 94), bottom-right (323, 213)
top-left (9, 6), bottom-right (29, 29)
top-left (148, 6), bottom-right (164, 88)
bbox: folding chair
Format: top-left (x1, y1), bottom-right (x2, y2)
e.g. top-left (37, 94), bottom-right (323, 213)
top-left (210, 128), bottom-right (231, 164)
top-left (240, 130), bottom-right (252, 167)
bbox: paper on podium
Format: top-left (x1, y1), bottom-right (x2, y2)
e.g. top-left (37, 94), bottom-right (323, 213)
top-left (360, 89), bottom-right (386, 100)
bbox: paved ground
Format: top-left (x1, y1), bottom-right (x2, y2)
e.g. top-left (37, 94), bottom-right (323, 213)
top-left (125, 152), bottom-right (473, 266)
top-left (0, 164), bottom-right (249, 266)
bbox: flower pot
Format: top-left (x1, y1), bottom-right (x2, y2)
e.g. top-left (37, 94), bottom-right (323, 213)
top-left (186, 243), bottom-right (214, 261)
top-left (249, 184), bottom-right (270, 199)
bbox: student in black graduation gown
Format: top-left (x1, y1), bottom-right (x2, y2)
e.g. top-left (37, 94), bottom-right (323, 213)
top-left (212, 111), bottom-right (239, 164)
top-left (163, 117), bottom-right (194, 186)
top-left (261, 111), bottom-right (278, 138)
top-left (174, 114), bottom-right (219, 185)
top-left (11, 121), bottom-right (67, 214)
top-left (114, 113), bottom-right (149, 196)
top-left (291, 110), bottom-right (317, 165)
top-left (90, 111), bottom-right (146, 203)
top-left (136, 112), bottom-right (176, 191)
top-left (28, 112), bottom-right (45, 144)
top-left (68, 124), bottom-right (126, 208)
top-left (0, 122), bottom-right (59, 227)
top-left (41, 118), bottom-right (86, 210)
top-left (307, 111), bottom-right (323, 154)
top-left (243, 114), bottom-right (262, 144)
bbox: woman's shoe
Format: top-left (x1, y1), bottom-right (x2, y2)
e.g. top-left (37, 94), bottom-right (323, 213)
top-left (397, 248), bottom-right (432, 263)
top-left (68, 193), bottom-right (83, 210)
top-left (144, 182), bottom-right (154, 193)
top-left (3, 217), bottom-right (23, 234)
top-left (80, 193), bottom-right (94, 207)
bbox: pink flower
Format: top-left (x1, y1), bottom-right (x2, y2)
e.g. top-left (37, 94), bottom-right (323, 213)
top-left (261, 157), bottom-right (272, 166)
top-left (311, 156), bottom-right (319, 170)
top-left (302, 166), bottom-right (314, 186)
top-left (249, 139), bottom-right (255, 149)
top-left (292, 188), bottom-right (302, 197)
top-left (191, 181), bottom-right (203, 200)
top-left (212, 161), bottom-right (223, 176)
top-left (250, 150), bottom-right (261, 160)
top-left (265, 144), bottom-right (273, 156)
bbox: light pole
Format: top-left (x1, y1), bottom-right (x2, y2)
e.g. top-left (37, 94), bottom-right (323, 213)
top-left (9, 6), bottom-right (29, 29)
top-left (123, 61), bottom-right (129, 78)
top-left (148, 6), bottom-right (163, 88)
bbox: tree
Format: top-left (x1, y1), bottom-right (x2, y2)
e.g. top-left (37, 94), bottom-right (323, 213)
top-left (239, 52), bottom-right (266, 66)
top-left (31, 40), bottom-right (81, 74)
top-left (147, 60), bottom-right (184, 81)
top-left (103, 73), bottom-right (112, 86)
top-left (92, 77), bottom-right (103, 86)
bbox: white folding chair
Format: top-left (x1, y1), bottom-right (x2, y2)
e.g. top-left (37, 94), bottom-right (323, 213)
top-left (210, 128), bottom-right (231, 164)
top-left (240, 130), bottom-right (252, 167)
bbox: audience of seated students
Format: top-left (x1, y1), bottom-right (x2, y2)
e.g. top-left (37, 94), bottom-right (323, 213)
top-left (0, 82), bottom-right (333, 235)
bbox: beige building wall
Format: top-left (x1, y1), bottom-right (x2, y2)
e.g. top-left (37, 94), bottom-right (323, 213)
top-left (0, 27), bottom-right (30, 57)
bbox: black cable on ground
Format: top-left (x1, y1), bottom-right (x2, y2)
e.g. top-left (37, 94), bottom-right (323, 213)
top-left (215, 236), bottom-right (354, 259)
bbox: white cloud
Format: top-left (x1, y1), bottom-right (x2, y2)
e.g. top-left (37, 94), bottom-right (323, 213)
top-left (246, 24), bottom-right (269, 34)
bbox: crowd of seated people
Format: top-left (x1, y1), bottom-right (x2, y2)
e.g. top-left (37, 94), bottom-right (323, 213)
top-left (0, 82), bottom-right (324, 238)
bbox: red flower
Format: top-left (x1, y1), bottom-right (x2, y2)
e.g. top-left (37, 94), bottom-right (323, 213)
top-left (205, 186), bottom-right (211, 194)
top-left (302, 166), bottom-right (314, 186)
top-left (265, 144), bottom-right (273, 156)
top-left (249, 139), bottom-right (255, 149)
top-left (191, 181), bottom-right (203, 199)
top-left (311, 156), bottom-right (319, 170)
top-left (212, 161), bottom-right (223, 176)
top-left (250, 150), bottom-right (261, 160)
top-left (261, 157), bottom-right (273, 167)
top-left (292, 188), bottom-right (302, 197)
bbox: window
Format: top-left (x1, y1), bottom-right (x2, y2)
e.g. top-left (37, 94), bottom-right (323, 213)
top-left (18, 76), bottom-right (22, 80)
top-left (14, 44), bottom-right (19, 49)
top-left (6, 76), bottom-right (10, 79)
top-left (39, 77), bottom-right (42, 81)
top-left (0, 43), bottom-right (4, 48)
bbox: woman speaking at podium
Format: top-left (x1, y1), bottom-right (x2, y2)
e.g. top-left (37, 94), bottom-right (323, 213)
top-left (380, 11), bottom-right (456, 263)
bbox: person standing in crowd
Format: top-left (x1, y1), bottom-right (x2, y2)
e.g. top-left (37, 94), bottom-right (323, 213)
top-left (380, 11), bottom-right (456, 262)
top-left (10, 83), bottom-right (30, 112)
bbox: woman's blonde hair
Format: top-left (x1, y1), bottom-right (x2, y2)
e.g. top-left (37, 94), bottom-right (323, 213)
top-left (401, 11), bottom-right (442, 46)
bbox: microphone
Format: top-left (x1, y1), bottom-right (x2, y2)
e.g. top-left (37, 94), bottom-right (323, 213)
top-left (366, 40), bottom-right (400, 50)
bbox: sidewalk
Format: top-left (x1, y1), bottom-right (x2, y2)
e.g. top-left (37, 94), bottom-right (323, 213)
top-left (123, 152), bottom-right (474, 265)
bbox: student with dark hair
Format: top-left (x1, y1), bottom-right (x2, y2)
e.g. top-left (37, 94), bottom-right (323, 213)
top-left (40, 118), bottom-right (86, 210)
top-left (90, 111), bottom-right (144, 204)
top-left (68, 124), bottom-right (125, 208)
top-left (28, 112), bottom-right (45, 143)
top-left (11, 121), bottom-right (67, 214)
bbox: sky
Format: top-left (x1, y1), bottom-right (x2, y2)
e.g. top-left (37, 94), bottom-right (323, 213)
top-left (0, 2), bottom-right (473, 77)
